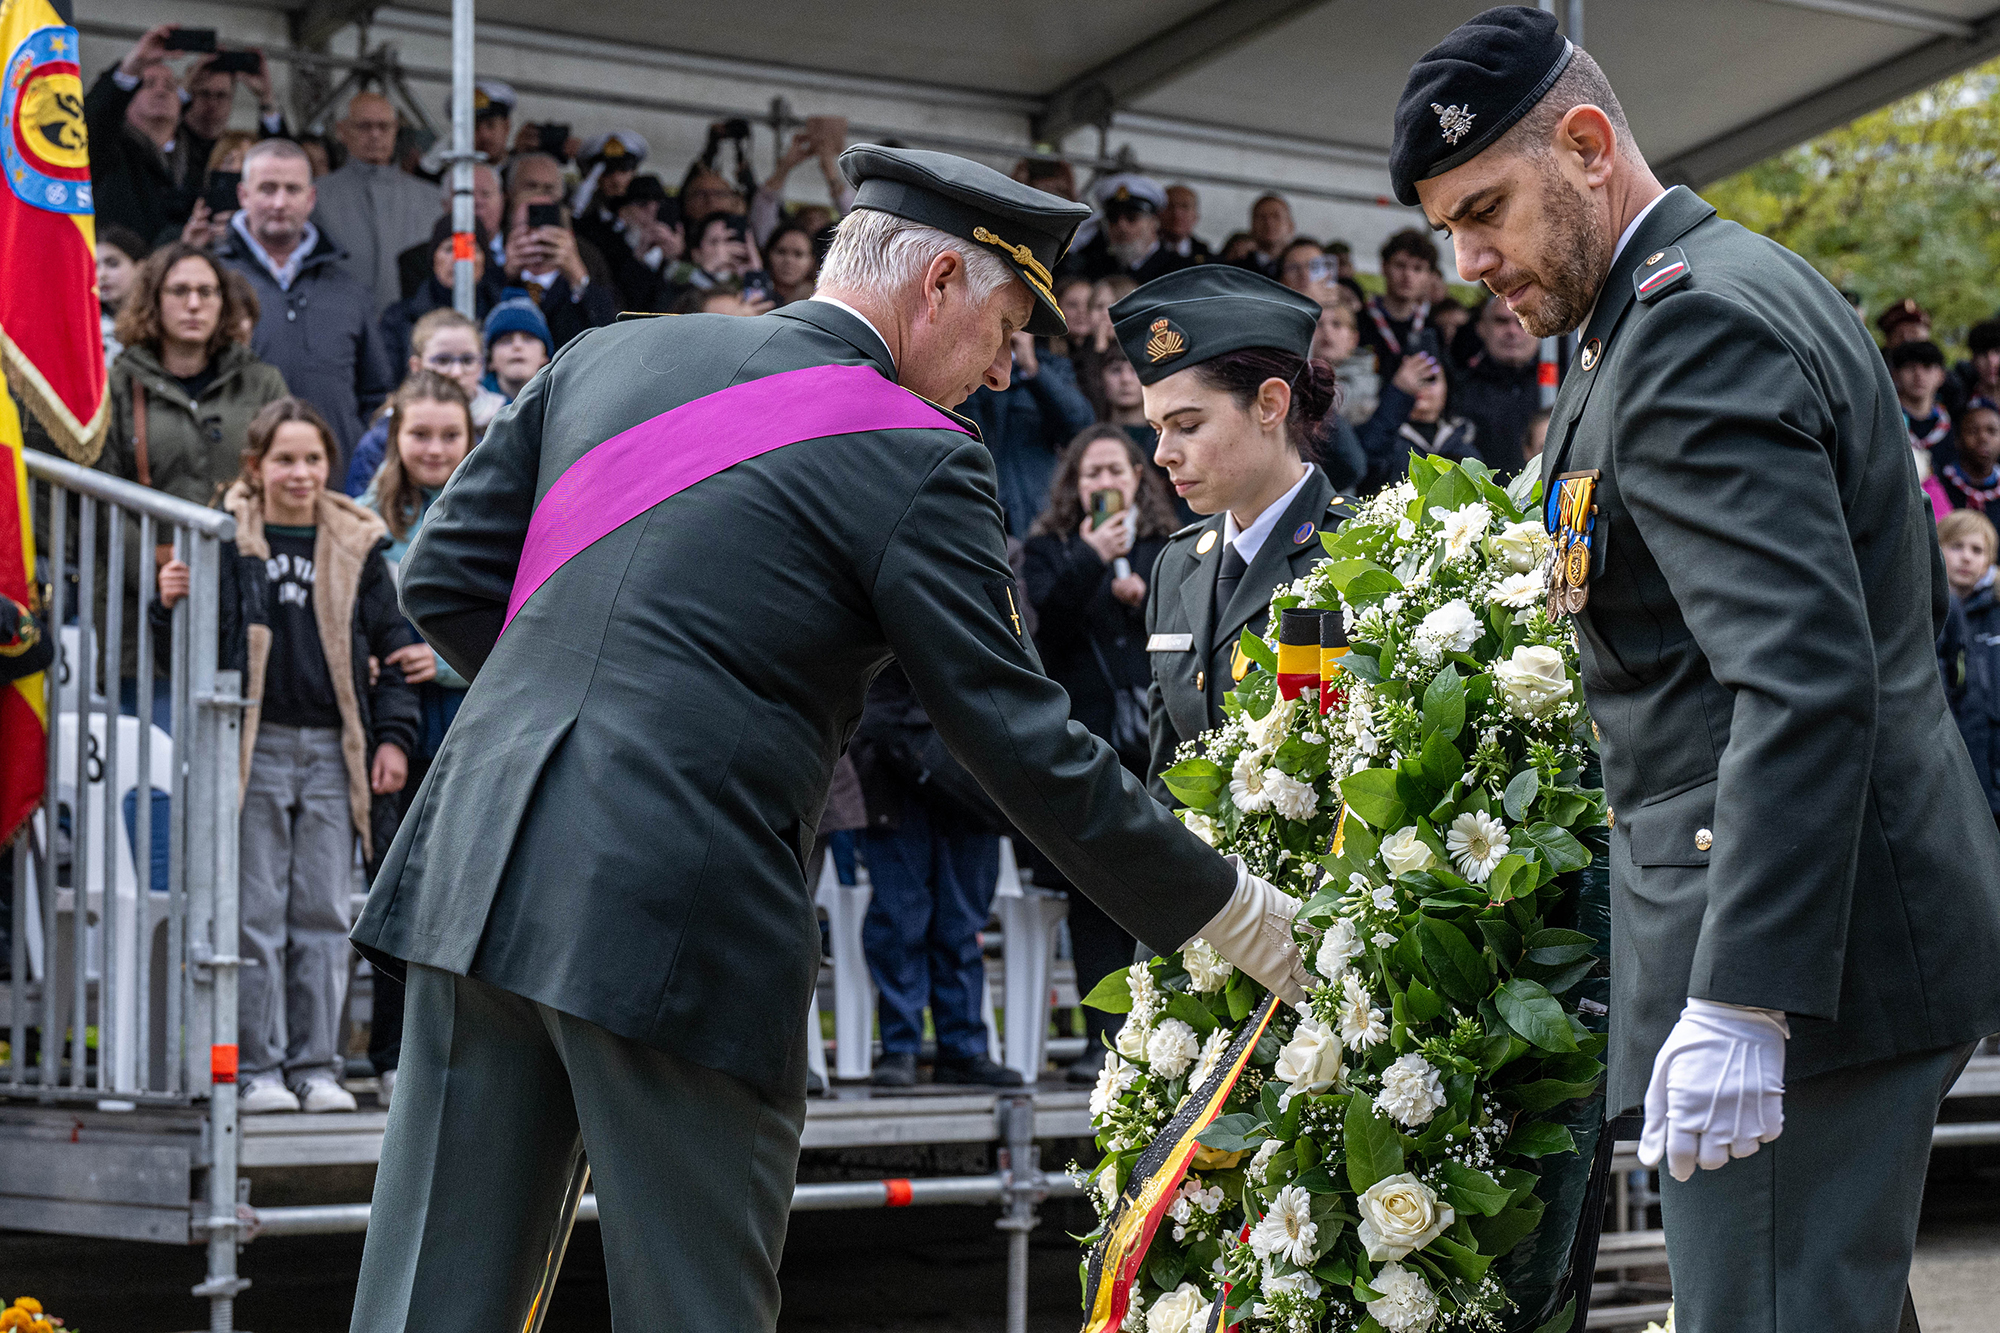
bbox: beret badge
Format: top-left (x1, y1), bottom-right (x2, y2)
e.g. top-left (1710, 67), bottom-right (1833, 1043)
top-left (1146, 317), bottom-right (1188, 364)
top-left (1432, 103), bottom-right (1477, 146)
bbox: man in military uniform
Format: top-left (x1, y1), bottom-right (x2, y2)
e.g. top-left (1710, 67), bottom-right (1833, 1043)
top-left (347, 146), bottom-right (1313, 1330)
top-left (1392, 10), bottom-right (2000, 1330)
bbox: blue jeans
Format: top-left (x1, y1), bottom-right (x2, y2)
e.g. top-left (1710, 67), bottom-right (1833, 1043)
top-left (860, 806), bottom-right (998, 1060)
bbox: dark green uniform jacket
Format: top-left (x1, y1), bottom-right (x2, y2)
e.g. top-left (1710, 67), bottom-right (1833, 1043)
top-left (1143, 467), bottom-right (1353, 801)
top-left (1543, 186), bottom-right (2000, 1115)
top-left (351, 300), bottom-right (1236, 1097)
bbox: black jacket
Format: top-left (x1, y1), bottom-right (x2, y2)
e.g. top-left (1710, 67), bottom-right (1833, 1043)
top-left (1947, 579), bottom-right (2000, 813)
top-left (1450, 346), bottom-right (1540, 473)
top-left (83, 68), bottom-right (191, 244)
top-left (1025, 530), bottom-right (1165, 773)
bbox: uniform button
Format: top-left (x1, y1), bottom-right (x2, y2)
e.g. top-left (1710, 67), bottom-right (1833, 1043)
top-left (1196, 671), bottom-right (1205, 691)
top-left (1694, 828), bottom-right (1713, 852)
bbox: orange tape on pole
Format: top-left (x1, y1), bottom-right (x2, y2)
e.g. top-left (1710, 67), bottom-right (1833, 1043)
top-left (883, 1178), bottom-right (914, 1207)
top-left (210, 1044), bottom-right (239, 1084)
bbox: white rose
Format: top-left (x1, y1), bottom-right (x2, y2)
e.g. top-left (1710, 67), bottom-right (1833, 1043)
top-left (1493, 644), bottom-right (1575, 718)
top-left (1493, 520), bottom-right (1550, 573)
top-left (1145, 1018), bottom-right (1201, 1080)
top-left (1314, 916), bottom-right (1362, 981)
top-left (1377, 1055), bottom-right (1448, 1127)
top-left (1147, 1282), bottom-right (1208, 1333)
top-left (1356, 1173), bottom-right (1456, 1261)
top-left (1366, 1263), bottom-right (1440, 1333)
top-left (1245, 696), bottom-right (1295, 749)
top-left (1264, 769), bottom-right (1320, 822)
top-left (1431, 501), bottom-right (1491, 560)
top-left (1417, 599), bottom-right (1481, 654)
top-left (1380, 826), bottom-right (1435, 877)
top-left (1182, 938), bottom-right (1234, 993)
top-left (1181, 810), bottom-right (1218, 846)
top-left (1115, 1018), bottom-right (1150, 1060)
top-left (1272, 1018), bottom-right (1344, 1108)
top-left (1489, 570), bottom-right (1543, 609)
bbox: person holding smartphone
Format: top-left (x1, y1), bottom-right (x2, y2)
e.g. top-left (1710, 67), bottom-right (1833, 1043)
top-left (84, 24), bottom-right (197, 242)
top-left (500, 195), bottom-right (616, 348)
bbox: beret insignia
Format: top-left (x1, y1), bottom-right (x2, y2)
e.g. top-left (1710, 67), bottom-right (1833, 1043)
top-left (1146, 317), bottom-right (1188, 364)
top-left (1431, 103), bottom-right (1477, 146)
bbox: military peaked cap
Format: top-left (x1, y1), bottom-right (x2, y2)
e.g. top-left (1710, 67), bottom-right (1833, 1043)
top-left (1389, 6), bottom-right (1574, 206)
top-left (838, 144), bottom-right (1092, 337)
top-left (1108, 265), bottom-right (1318, 386)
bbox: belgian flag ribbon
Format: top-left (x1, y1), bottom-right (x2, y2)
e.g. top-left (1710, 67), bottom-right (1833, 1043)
top-left (1275, 608), bottom-right (1319, 702)
top-left (1319, 609), bottom-right (1349, 716)
top-left (1081, 992), bottom-right (1285, 1333)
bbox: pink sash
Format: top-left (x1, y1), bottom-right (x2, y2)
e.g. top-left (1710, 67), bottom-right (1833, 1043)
top-left (501, 363), bottom-right (970, 632)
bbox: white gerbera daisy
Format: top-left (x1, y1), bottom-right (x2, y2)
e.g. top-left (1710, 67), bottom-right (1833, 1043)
top-left (1231, 749), bottom-right (1275, 813)
top-left (1446, 810), bottom-right (1510, 883)
top-left (1089, 1052), bottom-right (1134, 1119)
top-left (1248, 1185), bottom-right (1319, 1267)
top-left (1340, 974), bottom-right (1388, 1048)
top-left (1189, 1027), bottom-right (1232, 1089)
top-left (1489, 570), bottom-right (1543, 609)
top-left (1432, 502), bottom-right (1491, 560)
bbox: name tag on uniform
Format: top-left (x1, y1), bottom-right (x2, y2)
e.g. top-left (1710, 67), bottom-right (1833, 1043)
top-left (1147, 633), bottom-right (1194, 653)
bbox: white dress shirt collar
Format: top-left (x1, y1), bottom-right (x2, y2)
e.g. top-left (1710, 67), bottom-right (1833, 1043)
top-left (1222, 464), bottom-right (1313, 566)
top-left (810, 295), bottom-right (896, 369)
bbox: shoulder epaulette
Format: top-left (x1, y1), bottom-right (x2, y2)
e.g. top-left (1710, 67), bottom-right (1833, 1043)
top-left (1169, 518), bottom-right (1211, 541)
top-left (1633, 246), bottom-right (1691, 304)
top-left (1325, 496), bottom-right (1359, 523)
top-left (614, 310), bottom-right (672, 322)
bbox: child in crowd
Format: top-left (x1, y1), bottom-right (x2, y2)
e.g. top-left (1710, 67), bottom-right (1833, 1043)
top-left (1940, 508), bottom-right (2000, 820)
top-left (1931, 397), bottom-right (2000, 515)
top-left (1358, 348), bottom-right (1479, 490)
top-left (343, 309), bottom-right (505, 496)
top-left (357, 372), bottom-right (478, 1106)
top-left (483, 289), bottom-right (555, 403)
top-left (161, 398), bottom-right (419, 1113)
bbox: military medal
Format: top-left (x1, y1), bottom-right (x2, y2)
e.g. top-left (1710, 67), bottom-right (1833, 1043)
top-left (1544, 469), bottom-right (1600, 616)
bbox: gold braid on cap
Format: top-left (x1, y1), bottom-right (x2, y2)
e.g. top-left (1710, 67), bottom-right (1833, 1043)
top-left (973, 227), bottom-right (1056, 306)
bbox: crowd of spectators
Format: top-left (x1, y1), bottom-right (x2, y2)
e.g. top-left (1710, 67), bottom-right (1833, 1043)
top-left (78, 23), bottom-right (2000, 1096)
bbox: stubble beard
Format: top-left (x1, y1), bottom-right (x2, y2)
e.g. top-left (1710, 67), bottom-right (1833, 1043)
top-left (1505, 167), bottom-right (1610, 339)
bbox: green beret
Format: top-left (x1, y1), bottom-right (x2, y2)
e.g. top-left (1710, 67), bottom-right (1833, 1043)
top-left (1108, 266), bottom-right (1320, 385)
top-left (838, 145), bottom-right (1092, 338)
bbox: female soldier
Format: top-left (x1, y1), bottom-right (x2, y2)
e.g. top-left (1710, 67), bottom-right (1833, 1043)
top-left (1111, 266), bottom-right (1353, 802)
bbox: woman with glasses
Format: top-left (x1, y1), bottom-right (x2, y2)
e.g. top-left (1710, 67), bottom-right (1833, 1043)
top-left (342, 309), bottom-right (505, 496)
top-left (95, 241), bottom-right (291, 722)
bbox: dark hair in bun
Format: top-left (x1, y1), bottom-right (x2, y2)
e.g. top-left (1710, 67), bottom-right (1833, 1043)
top-left (1191, 347), bottom-right (1341, 461)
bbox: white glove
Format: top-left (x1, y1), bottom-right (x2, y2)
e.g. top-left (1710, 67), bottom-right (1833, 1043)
top-left (1187, 855), bottom-right (1311, 1009)
top-left (1639, 997), bottom-right (1789, 1183)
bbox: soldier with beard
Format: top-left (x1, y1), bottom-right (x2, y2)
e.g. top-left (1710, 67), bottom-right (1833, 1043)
top-left (1393, 9), bottom-right (2000, 1332)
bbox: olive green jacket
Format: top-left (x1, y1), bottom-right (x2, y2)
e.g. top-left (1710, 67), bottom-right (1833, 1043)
top-left (352, 301), bottom-right (1236, 1097)
top-left (1544, 186), bottom-right (2000, 1114)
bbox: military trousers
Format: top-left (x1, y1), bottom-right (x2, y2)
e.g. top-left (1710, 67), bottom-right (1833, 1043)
top-left (1658, 1040), bottom-right (1975, 1333)
top-left (349, 964), bottom-right (806, 1332)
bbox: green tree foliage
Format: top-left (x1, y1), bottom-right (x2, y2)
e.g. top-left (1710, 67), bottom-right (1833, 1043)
top-left (1707, 58), bottom-right (2000, 351)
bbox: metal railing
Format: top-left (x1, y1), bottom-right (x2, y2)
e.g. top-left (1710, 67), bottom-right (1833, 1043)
top-left (10, 449), bottom-right (248, 1327)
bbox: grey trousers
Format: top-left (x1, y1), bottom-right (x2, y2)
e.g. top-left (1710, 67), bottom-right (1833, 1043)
top-left (350, 964), bottom-right (806, 1332)
top-left (239, 723), bottom-right (354, 1080)
top-left (1659, 1040), bottom-right (1975, 1333)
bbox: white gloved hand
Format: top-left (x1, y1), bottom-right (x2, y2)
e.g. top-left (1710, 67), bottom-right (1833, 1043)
top-left (1639, 997), bottom-right (1789, 1183)
top-left (1187, 855), bottom-right (1311, 1009)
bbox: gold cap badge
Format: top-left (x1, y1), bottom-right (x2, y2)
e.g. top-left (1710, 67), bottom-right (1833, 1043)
top-left (1146, 317), bottom-right (1187, 364)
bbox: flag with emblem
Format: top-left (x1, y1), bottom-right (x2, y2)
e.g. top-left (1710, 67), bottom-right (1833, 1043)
top-left (2, 0), bottom-right (107, 459)
top-left (0, 389), bottom-right (43, 840)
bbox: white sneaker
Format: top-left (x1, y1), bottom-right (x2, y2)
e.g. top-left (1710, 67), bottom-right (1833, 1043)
top-left (239, 1073), bottom-right (299, 1114)
top-left (292, 1071), bottom-right (358, 1113)
top-left (377, 1068), bottom-right (397, 1108)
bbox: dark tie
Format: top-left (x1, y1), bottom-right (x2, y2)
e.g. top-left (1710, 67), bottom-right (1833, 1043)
top-left (1213, 541), bottom-right (1248, 625)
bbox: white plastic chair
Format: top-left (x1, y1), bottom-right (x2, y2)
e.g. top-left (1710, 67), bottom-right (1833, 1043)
top-left (814, 850), bottom-right (875, 1081)
top-left (993, 837), bottom-right (1067, 1083)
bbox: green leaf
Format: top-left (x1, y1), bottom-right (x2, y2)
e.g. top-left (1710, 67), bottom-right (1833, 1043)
top-left (1344, 569), bottom-right (1405, 604)
top-left (1238, 628), bottom-right (1276, 673)
top-left (1160, 757), bottom-right (1227, 809)
top-left (1319, 556), bottom-right (1390, 594)
top-left (1425, 468), bottom-right (1480, 514)
top-left (1496, 978), bottom-right (1579, 1052)
top-left (1477, 1030), bottom-right (1528, 1073)
top-left (1437, 1162), bottom-right (1513, 1216)
top-left (1421, 666), bottom-right (1466, 742)
top-left (1517, 956), bottom-right (1596, 995)
top-left (1261, 1080), bottom-right (1301, 1143)
top-left (1404, 980), bottom-right (1444, 1023)
top-left (1419, 731), bottom-right (1465, 791)
top-left (1082, 968), bottom-right (1133, 1014)
top-left (1343, 1094), bottom-right (1405, 1194)
top-left (1530, 1297), bottom-right (1580, 1333)
top-left (1523, 928), bottom-right (1597, 966)
top-left (1339, 769), bottom-right (1408, 831)
top-left (1293, 1164), bottom-right (1340, 1195)
top-left (1416, 915), bottom-right (1490, 1007)
top-left (1147, 1243), bottom-right (1186, 1292)
top-left (1425, 1232), bottom-right (1495, 1283)
top-left (1502, 1077), bottom-right (1602, 1113)
top-left (1167, 991), bottom-right (1219, 1036)
top-left (1476, 918), bottom-right (1523, 965)
top-left (1507, 1121), bottom-right (1578, 1157)
top-left (1518, 822), bottom-right (1591, 873)
top-left (1489, 854), bottom-right (1539, 904)
top-left (1342, 648), bottom-right (1385, 684)
top-left (1470, 1192), bottom-right (1545, 1256)
top-left (1502, 768), bottom-right (1541, 821)
top-left (1196, 1111), bottom-right (1266, 1154)
top-left (1224, 970), bottom-right (1255, 1022)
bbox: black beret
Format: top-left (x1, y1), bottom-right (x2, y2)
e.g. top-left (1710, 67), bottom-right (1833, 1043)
top-left (838, 145), bottom-right (1093, 337)
top-left (1389, 6), bottom-right (1574, 207)
top-left (1108, 266), bottom-right (1319, 386)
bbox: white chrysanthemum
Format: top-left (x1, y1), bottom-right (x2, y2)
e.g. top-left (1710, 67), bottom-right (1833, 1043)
top-left (1314, 916), bottom-right (1362, 981)
top-left (1145, 1018), bottom-right (1201, 1080)
top-left (1493, 519), bottom-right (1551, 573)
top-left (1432, 502), bottom-right (1491, 560)
top-left (1340, 974), bottom-right (1389, 1048)
top-left (1489, 570), bottom-right (1543, 609)
top-left (1231, 749), bottom-right (1275, 813)
top-left (1089, 1052), bottom-right (1135, 1119)
top-left (1181, 810), bottom-right (1218, 846)
top-left (1182, 938), bottom-right (1234, 993)
top-left (1446, 810), bottom-right (1510, 883)
top-left (1417, 599), bottom-right (1482, 655)
top-left (1247, 1137), bottom-right (1282, 1182)
top-left (1378, 1054), bottom-right (1448, 1127)
top-left (1366, 1263), bottom-right (1440, 1333)
top-left (1248, 1185), bottom-right (1319, 1267)
top-left (1265, 769), bottom-right (1319, 822)
top-left (1190, 1028), bottom-right (1232, 1089)
top-left (1128, 962), bottom-right (1162, 1023)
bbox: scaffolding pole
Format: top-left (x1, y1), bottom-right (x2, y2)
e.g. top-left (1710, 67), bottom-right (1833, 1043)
top-left (448, 0), bottom-right (476, 317)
